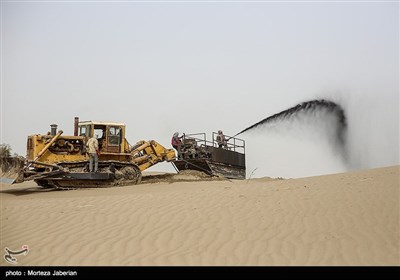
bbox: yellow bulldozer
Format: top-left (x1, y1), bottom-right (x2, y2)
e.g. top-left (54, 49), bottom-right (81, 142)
top-left (1, 117), bottom-right (248, 189)
top-left (6, 117), bottom-right (176, 189)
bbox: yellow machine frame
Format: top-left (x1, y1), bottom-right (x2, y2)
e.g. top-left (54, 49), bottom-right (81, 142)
top-left (26, 120), bottom-right (175, 172)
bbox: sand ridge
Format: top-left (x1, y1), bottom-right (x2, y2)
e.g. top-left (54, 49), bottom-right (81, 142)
top-left (0, 166), bottom-right (399, 266)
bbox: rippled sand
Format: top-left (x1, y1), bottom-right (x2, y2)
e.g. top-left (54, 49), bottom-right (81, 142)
top-left (1, 166), bottom-right (398, 266)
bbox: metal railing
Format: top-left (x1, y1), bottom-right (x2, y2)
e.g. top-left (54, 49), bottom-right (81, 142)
top-left (212, 132), bottom-right (245, 154)
top-left (181, 132), bottom-right (245, 154)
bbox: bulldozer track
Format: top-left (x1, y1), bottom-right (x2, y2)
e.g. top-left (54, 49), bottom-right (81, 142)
top-left (34, 160), bottom-right (142, 190)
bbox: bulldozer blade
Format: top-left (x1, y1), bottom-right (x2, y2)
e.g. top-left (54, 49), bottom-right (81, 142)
top-left (0, 157), bottom-right (25, 185)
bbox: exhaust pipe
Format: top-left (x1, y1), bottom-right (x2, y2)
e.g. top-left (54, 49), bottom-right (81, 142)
top-left (50, 124), bottom-right (58, 136)
top-left (74, 117), bottom-right (79, 136)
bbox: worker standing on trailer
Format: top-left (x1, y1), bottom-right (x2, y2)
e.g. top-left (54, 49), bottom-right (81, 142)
top-left (171, 132), bottom-right (184, 158)
top-left (87, 135), bottom-right (99, 172)
top-left (216, 130), bottom-right (228, 149)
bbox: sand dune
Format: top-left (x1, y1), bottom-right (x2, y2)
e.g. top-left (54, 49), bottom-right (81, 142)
top-left (1, 166), bottom-right (398, 266)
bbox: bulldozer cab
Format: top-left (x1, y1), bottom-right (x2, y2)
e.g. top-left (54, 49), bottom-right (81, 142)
top-left (78, 121), bottom-right (125, 154)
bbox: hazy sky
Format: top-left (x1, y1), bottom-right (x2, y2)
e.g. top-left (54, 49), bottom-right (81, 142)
top-left (1, 1), bottom-right (399, 175)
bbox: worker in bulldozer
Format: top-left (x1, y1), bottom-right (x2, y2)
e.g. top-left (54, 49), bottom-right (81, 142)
top-left (86, 134), bottom-right (100, 172)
